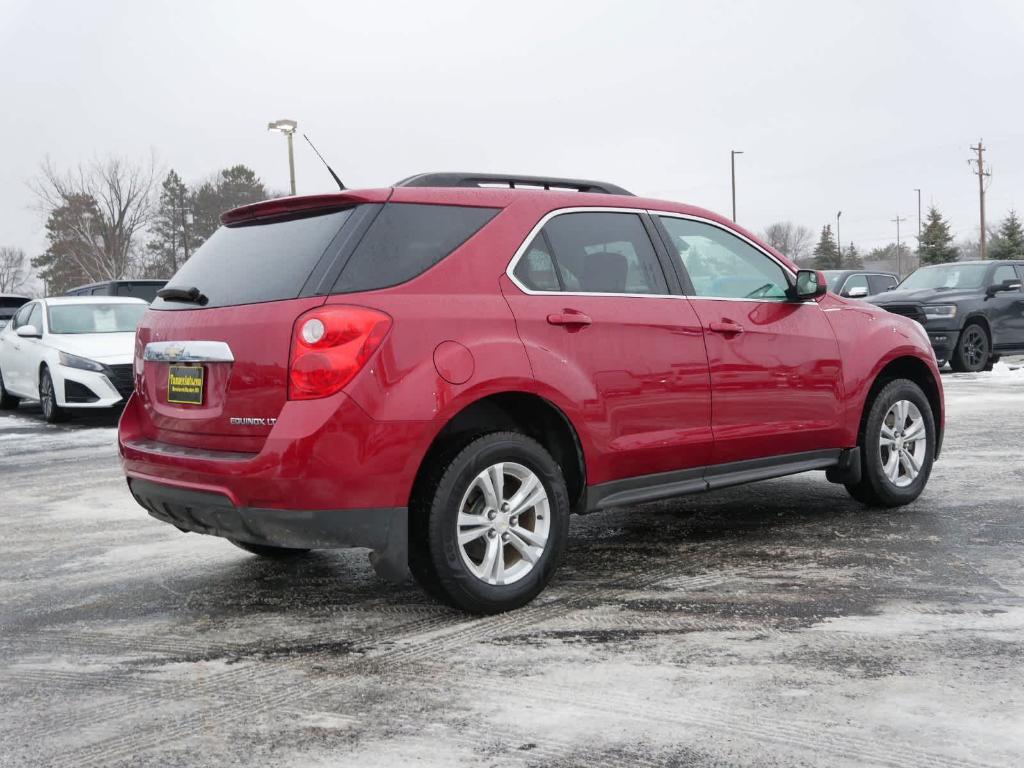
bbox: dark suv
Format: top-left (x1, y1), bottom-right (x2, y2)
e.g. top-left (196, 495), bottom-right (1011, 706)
top-left (870, 260), bottom-right (1024, 371)
top-left (822, 270), bottom-right (898, 299)
top-left (66, 279), bottom-right (168, 303)
top-left (119, 172), bottom-right (943, 613)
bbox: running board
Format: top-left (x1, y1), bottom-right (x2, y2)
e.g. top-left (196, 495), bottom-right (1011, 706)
top-left (585, 449), bottom-right (843, 512)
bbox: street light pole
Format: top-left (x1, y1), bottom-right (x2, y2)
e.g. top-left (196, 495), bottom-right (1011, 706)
top-left (267, 119), bottom-right (298, 196)
top-left (892, 216), bottom-right (907, 278)
top-left (914, 188), bottom-right (922, 241)
top-left (836, 211), bottom-right (842, 263)
top-left (730, 150), bottom-right (743, 222)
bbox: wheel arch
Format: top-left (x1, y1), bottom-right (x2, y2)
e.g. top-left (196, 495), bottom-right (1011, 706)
top-left (410, 391), bottom-right (587, 512)
top-left (859, 355), bottom-right (943, 458)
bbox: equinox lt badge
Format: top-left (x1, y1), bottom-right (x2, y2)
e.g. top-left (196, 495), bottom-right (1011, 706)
top-left (230, 417), bottom-right (278, 426)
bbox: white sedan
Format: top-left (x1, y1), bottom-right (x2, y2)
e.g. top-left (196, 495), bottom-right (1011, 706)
top-left (0, 296), bottom-right (148, 422)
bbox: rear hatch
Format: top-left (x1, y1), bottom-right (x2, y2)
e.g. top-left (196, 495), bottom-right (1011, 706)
top-left (135, 196), bottom-right (386, 452)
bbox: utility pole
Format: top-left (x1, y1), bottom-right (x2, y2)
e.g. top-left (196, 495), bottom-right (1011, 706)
top-left (892, 216), bottom-right (907, 277)
top-left (177, 185), bottom-right (191, 269)
top-left (730, 150), bottom-right (743, 222)
top-left (914, 188), bottom-right (922, 241)
top-left (836, 211), bottom-right (842, 263)
top-left (969, 140), bottom-right (992, 259)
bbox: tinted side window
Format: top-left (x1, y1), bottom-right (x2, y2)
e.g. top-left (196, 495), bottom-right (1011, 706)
top-left (11, 303), bottom-right (34, 328)
top-left (867, 274), bottom-right (897, 295)
top-left (659, 217), bottom-right (789, 301)
top-left (993, 265), bottom-right (1019, 287)
top-left (116, 283), bottom-right (162, 301)
top-left (334, 204), bottom-right (499, 293)
top-left (153, 208), bottom-right (354, 310)
top-left (27, 303), bottom-right (43, 331)
top-left (539, 212), bottom-right (667, 295)
top-left (513, 234), bottom-right (562, 292)
top-left (841, 274), bottom-right (870, 297)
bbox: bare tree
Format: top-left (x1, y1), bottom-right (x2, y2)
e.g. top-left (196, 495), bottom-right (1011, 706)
top-left (0, 247), bottom-right (29, 293)
top-left (31, 156), bottom-right (159, 282)
top-left (762, 221), bottom-right (814, 264)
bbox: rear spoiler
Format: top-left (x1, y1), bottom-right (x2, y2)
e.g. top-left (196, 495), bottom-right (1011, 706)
top-left (220, 189), bottom-right (392, 226)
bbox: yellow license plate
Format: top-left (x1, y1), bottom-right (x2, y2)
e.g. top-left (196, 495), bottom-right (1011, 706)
top-left (167, 365), bottom-right (204, 405)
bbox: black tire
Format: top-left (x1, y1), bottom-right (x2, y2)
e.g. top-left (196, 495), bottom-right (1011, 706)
top-left (845, 378), bottom-right (935, 507)
top-left (39, 367), bottom-right (70, 423)
top-left (409, 431), bottom-right (571, 614)
top-left (0, 367), bottom-right (19, 410)
top-left (950, 322), bottom-right (989, 373)
top-left (228, 539), bottom-right (311, 559)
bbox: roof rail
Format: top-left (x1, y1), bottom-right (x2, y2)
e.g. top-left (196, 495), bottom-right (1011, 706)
top-left (394, 172), bottom-right (633, 196)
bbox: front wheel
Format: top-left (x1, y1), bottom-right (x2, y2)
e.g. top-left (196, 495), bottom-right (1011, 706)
top-left (409, 432), bottom-right (571, 614)
top-left (845, 378), bottom-right (935, 507)
top-left (951, 323), bottom-right (989, 372)
top-left (39, 367), bottom-right (70, 423)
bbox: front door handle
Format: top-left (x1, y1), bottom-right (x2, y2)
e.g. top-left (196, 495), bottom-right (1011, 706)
top-left (709, 320), bottom-right (744, 335)
top-left (547, 311), bottom-right (592, 327)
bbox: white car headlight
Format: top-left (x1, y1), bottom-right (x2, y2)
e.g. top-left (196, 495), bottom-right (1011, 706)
top-left (58, 351), bottom-right (106, 372)
top-left (923, 304), bottom-right (957, 320)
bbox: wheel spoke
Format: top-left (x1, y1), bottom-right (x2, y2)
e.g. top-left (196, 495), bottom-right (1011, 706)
top-left (506, 529), bottom-right (541, 564)
top-left (902, 447), bottom-right (921, 475)
top-left (510, 524), bottom-right (547, 549)
top-left (509, 482), bottom-right (546, 517)
top-left (474, 469), bottom-right (500, 510)
top-left (458, 525), bottom-right (490, 545)
top-left (880, 423), bottom-right (896, 440)
top-left (902, 420), bottom-right (925, 442)
top-left (487, 463), bottom-right (505, 506)
top-left (883, 448), bottom-right (900, 482)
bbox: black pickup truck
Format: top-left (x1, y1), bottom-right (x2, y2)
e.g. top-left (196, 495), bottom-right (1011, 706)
top-left (870, 260), bottom-right (1024, 371)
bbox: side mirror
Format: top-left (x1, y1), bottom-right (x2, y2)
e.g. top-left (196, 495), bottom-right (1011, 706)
top-left (987, 279), bottom-right (1023, 297)
top-left (15, 324), bottom-right (40, 339)
top-left (846, 285), bottom-right (869, 298)
top-left (791, 269), bottom-right (827, 301)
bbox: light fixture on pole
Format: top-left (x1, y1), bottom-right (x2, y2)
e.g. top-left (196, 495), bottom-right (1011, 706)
top-left (268, 119), bottom-right (298, 196)
top-left (730, 150), bottom-right (743, 222)
top-left (892, 216), bottom-right (907, 279)
top-left (836, 211), bottom-right (842, 262)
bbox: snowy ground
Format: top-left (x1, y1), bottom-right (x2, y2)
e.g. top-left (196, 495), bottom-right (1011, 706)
top-left (1, 369), bottom-right (1023, 767)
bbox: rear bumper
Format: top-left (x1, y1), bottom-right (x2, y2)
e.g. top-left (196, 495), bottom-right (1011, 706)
top-left (129, 477), bottom-right (408, 582)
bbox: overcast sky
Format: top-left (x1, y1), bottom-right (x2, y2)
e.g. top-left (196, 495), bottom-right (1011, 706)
top-left (3, 0), bottom-right (1024, 263)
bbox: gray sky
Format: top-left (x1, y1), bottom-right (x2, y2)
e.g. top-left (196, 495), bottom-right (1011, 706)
top-left (3, 0), bottom-right (1024, 263)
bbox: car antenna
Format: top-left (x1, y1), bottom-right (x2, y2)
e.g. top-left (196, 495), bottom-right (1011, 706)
top-left (302, 134), bottom-right (346, 191)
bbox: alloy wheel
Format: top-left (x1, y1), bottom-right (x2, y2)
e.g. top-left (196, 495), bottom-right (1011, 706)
top-left (961, 326), bottom-right (987, 370)
top-left (40, 372), bottom-right (54, 419)
top-left (456, 462), bottom-right (550, 586)
top-left (878, 399), bottom-right (927, 488)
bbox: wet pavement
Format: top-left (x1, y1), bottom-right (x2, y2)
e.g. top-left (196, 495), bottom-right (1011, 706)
top-left (1, 370), bottom-right (1023, 767)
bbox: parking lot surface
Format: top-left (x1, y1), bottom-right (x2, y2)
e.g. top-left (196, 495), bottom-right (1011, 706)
top-left (1, 370), bottom-right (1023, 767)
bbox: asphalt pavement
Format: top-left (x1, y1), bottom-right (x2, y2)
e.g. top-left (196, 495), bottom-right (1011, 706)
top-left (1, 369), bottom-right (1022, 767)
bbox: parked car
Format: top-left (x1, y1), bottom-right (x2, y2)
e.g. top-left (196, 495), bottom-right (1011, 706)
top-left (119, 172), bottom-right (944, 614)
top-left (0, 294), bottom-right (31, 330)
top-left (66, 279), bottom-right (168, 303)
top-left (870, 260), bottom-right (1024, 371)
top-left (0, 296), bottom-right (147, 421)
top-left (821, 270), bottom-right (898, 298)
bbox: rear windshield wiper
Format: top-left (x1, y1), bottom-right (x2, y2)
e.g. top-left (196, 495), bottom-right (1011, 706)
top-left (157, 286), bottom-right (208, 305)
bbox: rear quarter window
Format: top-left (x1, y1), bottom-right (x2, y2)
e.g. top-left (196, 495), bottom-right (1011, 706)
top-left (332, 203), bottom-right (498, 293)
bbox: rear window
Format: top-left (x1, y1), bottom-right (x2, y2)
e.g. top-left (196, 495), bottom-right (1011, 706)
top-left (333, 203), bottom-right (498, 293)
top-left (115, 282), bottom-right (164, 302)
top-left (152, 209), bottom-right (355, 310)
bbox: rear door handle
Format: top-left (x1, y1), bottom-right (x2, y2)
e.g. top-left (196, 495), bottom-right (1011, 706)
top-left (547, 311), bottom-right (592, 327)
top-left (709, 321), bottom-right (744, 335)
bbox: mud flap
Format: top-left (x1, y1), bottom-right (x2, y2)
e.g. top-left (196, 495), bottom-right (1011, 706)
top-left (826, 448), bottom-right (862, 485)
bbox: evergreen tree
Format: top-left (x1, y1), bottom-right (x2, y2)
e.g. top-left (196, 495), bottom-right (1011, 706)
top-left (812, 224), bottom-right (841, 269)
top-left (989, 210), bottom-right (1024, 260)
top-left (918, 206), bottom-right (959, 265)
top-left (191, 165), bottom-right (268, 244)
top-left (31, 194), bottom-right (101, 294)
top-left (842, 242), bottom-right (863, 269)
top-left (146, 170), bottom-right (192, 276)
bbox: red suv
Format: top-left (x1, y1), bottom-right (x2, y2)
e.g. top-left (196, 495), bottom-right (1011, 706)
top-left (119, 173), bottom-right (944, 613)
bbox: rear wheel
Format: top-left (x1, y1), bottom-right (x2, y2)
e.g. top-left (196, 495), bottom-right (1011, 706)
top-left (0, 368), bottom-right (19, 410)
top-left (228, 540), bottom-right (311, 559)
top-left (409, 432), bottom-right (570, 614)
top-left (39, 367), bottom-right (70, 423)
top-left (845, 378), bottom-right (935, 507)
top-left (951, 323), bottom-right (989, 372)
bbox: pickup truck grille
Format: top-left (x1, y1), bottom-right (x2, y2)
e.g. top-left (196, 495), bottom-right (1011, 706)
top-left (880, 304), bottom-right (925, 324)
top-left (105, 364), bottom-right (135, 400)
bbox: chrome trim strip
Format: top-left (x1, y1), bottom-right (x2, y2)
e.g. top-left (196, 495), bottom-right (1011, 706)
top-left (143, 340), bottom-right (235, 363)
top-left (504, 206), bottom-right (800, 303)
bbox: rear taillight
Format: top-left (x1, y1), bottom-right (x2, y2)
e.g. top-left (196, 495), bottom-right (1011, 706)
top-left (288, 305), bottom-right (392, 400)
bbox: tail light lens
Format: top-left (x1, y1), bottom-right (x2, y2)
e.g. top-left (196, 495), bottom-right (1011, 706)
top-left (289, 305), bottom-right (392, 400)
